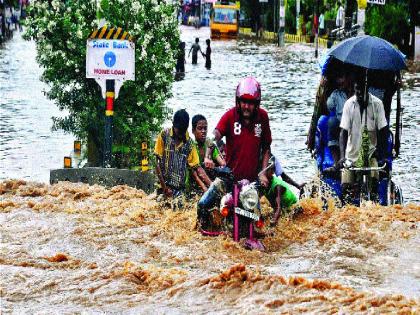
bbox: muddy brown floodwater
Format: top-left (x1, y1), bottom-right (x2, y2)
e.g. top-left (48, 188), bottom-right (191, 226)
top-left (1, 180), bottom-right (419, 313)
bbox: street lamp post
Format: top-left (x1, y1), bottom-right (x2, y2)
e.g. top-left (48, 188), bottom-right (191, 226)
top-left (314, 0), bottom-right (319, 57)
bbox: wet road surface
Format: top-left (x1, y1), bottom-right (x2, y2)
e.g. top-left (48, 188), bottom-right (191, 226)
top-left (169, 26), bottom-right (420, 203)
top-left (0, 35), bottom-right (74, 183)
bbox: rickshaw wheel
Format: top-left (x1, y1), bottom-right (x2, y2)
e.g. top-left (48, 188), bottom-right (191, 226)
top-left (300, 182), bottom-right (319, 199)
top-left (394, 185), bottom-right (404, 205)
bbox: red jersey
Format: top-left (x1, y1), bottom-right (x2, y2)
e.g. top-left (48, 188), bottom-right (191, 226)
top-left (216, 107), bottom-right (272, 181)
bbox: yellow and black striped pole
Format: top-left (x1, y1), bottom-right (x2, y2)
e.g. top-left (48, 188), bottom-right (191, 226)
top-left (141, 141), bottom-right (149, 172)
top-left (104, 80), bottom-right (114, 168)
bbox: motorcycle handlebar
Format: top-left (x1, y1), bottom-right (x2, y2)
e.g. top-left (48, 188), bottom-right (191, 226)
top-left (348, 162), bottom-right (387, 172)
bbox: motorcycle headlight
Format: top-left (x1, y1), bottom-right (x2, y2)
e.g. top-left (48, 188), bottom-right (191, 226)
top-left (239, 185), bottom-right (259, 210)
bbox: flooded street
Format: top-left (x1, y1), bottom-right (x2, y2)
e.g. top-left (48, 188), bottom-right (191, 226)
top-left (1, 27), bottom-right (420, 313)
top-left (1, 28), bottom-right (420, 202)
top-left (0, 36), bottom-right (74, 183)
top-left (169, 26), bottom-right (420, 204)
top-left (1, 180), bottom-right (419, 313)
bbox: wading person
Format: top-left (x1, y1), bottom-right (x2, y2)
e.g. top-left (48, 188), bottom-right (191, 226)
top-left (154, 109), bottom-right (212, 201)
top-left (263, 158), bottom-right (302, 226)
top-left (198, 77), bottom-right (273, 229)
top-left (203, 39), bottom-right (211, 69)
top-left (175, 41), bottom-right (186, 73)
top-left (191, 114), bottom-right (225, 168)
top-left (188, 37), bottom-right (203, 65)
top-left (187, 114), bottom-right (226, 193)
top-left (336, 3), bottom-right (344, 29)
top-left (339, 80), bottom-right (388, 204)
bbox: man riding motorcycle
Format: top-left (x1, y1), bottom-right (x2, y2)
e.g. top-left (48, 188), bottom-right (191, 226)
top-left (198, 77), bottom-right (272, 230)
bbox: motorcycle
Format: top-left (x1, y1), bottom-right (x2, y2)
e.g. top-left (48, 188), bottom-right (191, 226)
top-left (197, 158), bottom-right (275, 251)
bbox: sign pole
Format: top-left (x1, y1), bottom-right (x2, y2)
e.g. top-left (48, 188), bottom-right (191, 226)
top-left (104, 79), bottom-right (115, 168)
top-left (278, 0), bottom-right (285, 47)
top-left (314, 0), bottom-right (319, 58)
top-left (86, 26), bottom-right (135, 168)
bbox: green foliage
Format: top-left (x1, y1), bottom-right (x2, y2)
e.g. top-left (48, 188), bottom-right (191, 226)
top-left (240, 0), bottom-right (260, 30)
top-left (324, 7), bottom-right (337, 20)
top-left (285, 0), bottom-right (296, 33)
top-left (3, 0), bottom-right (19, 7)
top-left (364, 2), bottom-right (409, 49)
top-left (257, 0), bottom-right (345, 34)
top-left (24, 0), bottom-right (179, 166)
top-left (240, 0), bottom-right (347, 34)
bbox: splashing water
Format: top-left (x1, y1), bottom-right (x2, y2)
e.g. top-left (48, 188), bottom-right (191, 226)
top-left (1, 180), bottom-right (419, 313)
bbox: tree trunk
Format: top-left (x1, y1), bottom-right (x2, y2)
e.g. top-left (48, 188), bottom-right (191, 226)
top-left (1, 3), bottom-right (6, 40)
top-left (344, 0), bottom-right (356, 32)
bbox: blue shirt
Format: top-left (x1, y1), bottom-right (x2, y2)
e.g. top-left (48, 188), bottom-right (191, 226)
top-left (327, 89), bottom-right (348, 121)
top-left (274, 156), bottom-right (283, 177)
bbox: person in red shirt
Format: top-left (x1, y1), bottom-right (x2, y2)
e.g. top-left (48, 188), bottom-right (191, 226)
top-left (197, 77), bottom-right (272, 231)
top-left (204, 76), bottom-right (272, 186)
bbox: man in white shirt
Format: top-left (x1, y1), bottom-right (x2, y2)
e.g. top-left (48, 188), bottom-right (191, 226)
top-left (319, 13), bottom-right (325, 36)
top-left (339, 80), bottom-right (388, 203)
top-left (336, 4), bottom-right (345, 28)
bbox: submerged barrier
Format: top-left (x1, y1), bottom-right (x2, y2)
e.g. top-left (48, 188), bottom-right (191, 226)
top-left (50, 167), bottom-right (156, 193)
top-left (239, 27), bottom-right (253, 36)
top-left (284, 33), bottom-right (311, 43)
top-left (239, 28), bottom-right (336, 47)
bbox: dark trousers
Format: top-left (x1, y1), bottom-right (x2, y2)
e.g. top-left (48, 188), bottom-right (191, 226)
top-left (197, 182), bottom-right (220, 226)
top-left (176, 60), bottom-right (185, 72)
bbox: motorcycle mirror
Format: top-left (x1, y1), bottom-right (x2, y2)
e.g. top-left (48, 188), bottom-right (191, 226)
top-left (258, 156), bottom-right (276, 177)
top-left (268, 156), bottom-right (275, 168)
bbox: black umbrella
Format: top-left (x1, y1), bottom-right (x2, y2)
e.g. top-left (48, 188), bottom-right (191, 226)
top-left (324, 35), bottom-right (406, 72)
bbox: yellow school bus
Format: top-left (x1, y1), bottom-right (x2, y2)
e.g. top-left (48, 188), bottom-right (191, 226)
top-left (210, 2), bottom-right (239, 38)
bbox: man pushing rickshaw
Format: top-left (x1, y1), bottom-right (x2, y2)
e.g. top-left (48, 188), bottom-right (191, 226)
top-left (305, 35), bottom-right (405, 206)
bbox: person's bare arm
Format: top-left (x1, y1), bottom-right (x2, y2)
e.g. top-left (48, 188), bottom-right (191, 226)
top-left (281, 172), bottom-right (303, 190)
top-left (216, 154), bottom-right (226, 167)
top-left (204, 129), bottom-right (222, 168)
top-left (192, 169), bottom-right (207, 192)
top-left (192, 167), bottom-right (212, 192)
top-left (213, 129), bottom-right (222, 142)
top-left (155, 157), bottom-right (172, 197)
top-left (197, 166), bottom-right (212, 187)
top-left (259, 147), bottom-right (271, 187)
top-left (271, 186), bottom-right (283, 226)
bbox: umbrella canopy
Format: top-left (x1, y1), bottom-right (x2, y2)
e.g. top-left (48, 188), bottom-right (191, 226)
top-left (325, 35), bottom-right (406, 72)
